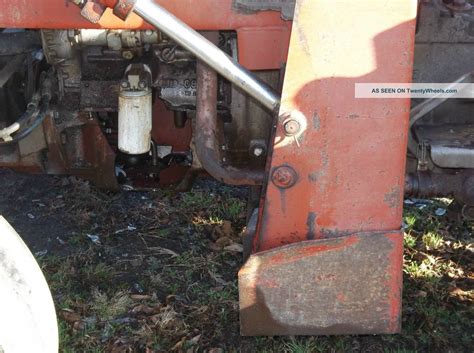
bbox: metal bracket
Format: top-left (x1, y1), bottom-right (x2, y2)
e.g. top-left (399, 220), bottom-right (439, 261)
top-left (113, 0), bottom-right (137, 21)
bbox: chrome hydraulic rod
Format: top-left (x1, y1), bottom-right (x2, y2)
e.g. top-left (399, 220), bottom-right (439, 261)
top-left (132, 0), bottom-right (280, 111)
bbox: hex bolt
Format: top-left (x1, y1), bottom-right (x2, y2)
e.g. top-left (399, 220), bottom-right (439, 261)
top-left (284, 119), bottom-right (301, 136)
top-left (138, 81), bottom-right (147, 89)
top-left (121, 81), bottom-right (130, 89)
top-left (122, 50), bottom-right (134, 60)
top-left (271, 166), bottom-right (298, 189)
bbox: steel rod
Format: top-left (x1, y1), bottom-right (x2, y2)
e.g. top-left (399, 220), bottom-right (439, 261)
top-left (133, 0), bottom-right (280, 111)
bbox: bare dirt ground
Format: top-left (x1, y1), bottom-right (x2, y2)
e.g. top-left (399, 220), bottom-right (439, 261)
top-left (0, 168), bottom-right (472, 353)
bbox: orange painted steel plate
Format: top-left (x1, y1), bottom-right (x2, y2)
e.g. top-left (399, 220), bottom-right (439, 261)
top-left (255, 0), bottom-right (418, 252)
top-left (240, 231), bottom-right (403, 335)
top-left (237, 26), bottom-right (291, 71)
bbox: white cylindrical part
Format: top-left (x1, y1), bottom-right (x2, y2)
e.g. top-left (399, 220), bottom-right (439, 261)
top-left (118, 89), bottom-right (153, 155)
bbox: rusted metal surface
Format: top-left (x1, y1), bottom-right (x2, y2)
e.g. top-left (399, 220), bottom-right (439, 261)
top-left (152, 100), bottom-right (192, 154)
top-left (234, 0), bottom-right (296, 20)
top-left (0, 111), bottom-right (117, 190)
top-left (254, 0), bottom-right (418, 252)
top-left (42, 113), bottom-right (119, 190)
top-left (152, 100), bottom-right (193, 186)
top-left (80, 0), bottom-right (107, 23)
top-left (195, 59), bottom-right (264, 185)
top-left (113, 0), bottom-right (137, 20)
top-left (239, 231), bottom-right (404, 335)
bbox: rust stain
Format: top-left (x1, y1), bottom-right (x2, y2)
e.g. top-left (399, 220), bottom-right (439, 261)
top-left (266, 235), bottom-right (359, 266)
top-left (314, 273), bottom-right (336, 282)
top-left (312, 112), bottom-right (321, 131)
top-left (384, 185), bottom-right (401, 209)
top-left (306, 212), bottom-right (317, 240)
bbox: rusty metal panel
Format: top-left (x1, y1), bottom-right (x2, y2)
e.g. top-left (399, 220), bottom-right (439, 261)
top-left (239, 231), bottom-right (403, 336)
top-left (255, 0), bottom-right (418, 252)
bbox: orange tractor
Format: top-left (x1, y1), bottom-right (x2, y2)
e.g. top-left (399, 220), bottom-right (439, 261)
top-left (0, 0), bottom-right (472, 348)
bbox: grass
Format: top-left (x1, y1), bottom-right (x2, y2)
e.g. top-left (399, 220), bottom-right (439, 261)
top-left (182, 189), bottom-right (246, 225)
top-left (421, 232), bottom-right (444, 250)
top-left (91, 289), bottom-right (132, 321)
top-left (6, 174), bottom-right (472, 353)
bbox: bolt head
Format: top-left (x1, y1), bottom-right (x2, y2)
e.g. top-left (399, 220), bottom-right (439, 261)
top-left (253, 147), bottom-right (264, 157)
top-left (271, 166), bottom-right (298, 189)
top-left (284, 119), bottom-right (301, 136)
top-left (122, 51), bottom-right (134, 60)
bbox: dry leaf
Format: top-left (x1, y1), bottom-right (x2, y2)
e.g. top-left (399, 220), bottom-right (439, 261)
top-left (215, 236), bottom-right (232, 248)
top-left (224, 243), bottom-right (243, 253)
top-left (171, 337), bottom-right (186, 351)
top-left (214, 221), bottom-right (234, 239)
top-left (189, 334), bottom-right (201, 345)
top-left (166, 295), bottom-right (176, 305)
top-left (449, 287), bottom-right (469, 297)
top-left (413, 290), bottom-right (427, 298)
top-left (131, 304), bottom-right (161, 314)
